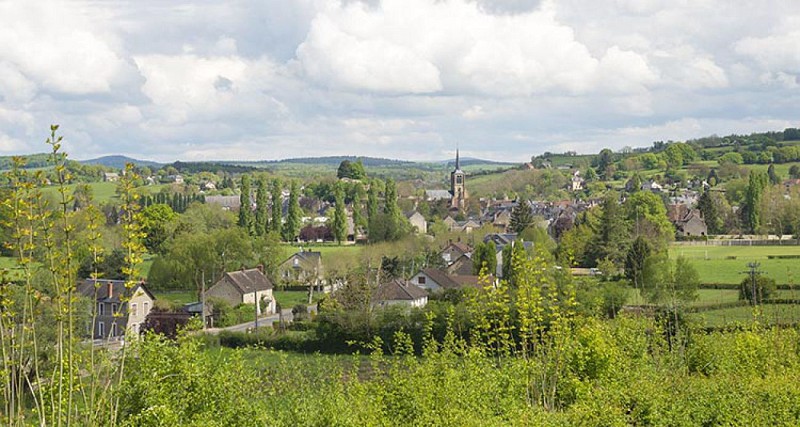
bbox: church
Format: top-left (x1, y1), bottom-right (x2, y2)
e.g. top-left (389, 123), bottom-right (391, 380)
top-left (425, 149), bottom-right (468, 210)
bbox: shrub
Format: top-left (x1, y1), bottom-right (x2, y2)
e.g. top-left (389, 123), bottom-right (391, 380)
top-left (739, 274), bottom-right (776, 304)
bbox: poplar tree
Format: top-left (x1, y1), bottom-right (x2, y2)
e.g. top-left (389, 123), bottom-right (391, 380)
top-left (332, 182), bottom-right (347, 244)
top-left (270, 179), bottom-right (282, 234)
top-left (238, 174), bottom-right (253, 233)
top-left (254, 176), bottom-right (269, 236)
top-left (282, 181), bottom-right (301, 242)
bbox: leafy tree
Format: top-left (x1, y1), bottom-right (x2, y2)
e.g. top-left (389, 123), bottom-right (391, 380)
top-left (140, 203), bottom-right (177, 254)
top-left (588, 192), bottom-right (629, 267)
top-left (697, 190), bottom-right (723, 235)
top-left (767, 164), bottom-right (781, 185)
top-left (472, 241), bottom-right (497, 275)
top-left (282, 181), bottom-right (301, 242)
top-left (624, 191), bottom-right (674, 244)
top-left (789, 164), bottom-right (800, 179)
top-left (270, 179), bottom-right (282, 234)
top-left (238, 174), bottom-right (253, 233)
top-left (594, 148), bottom-right (615, 178)
top-left (509, 201), bottom-right (534, 234)
top-left (254, 176), bottom-right (269, 236)
top-left (641, 255), bottom-right (699, 306)
top-left (741, 171), bottom-right (768, 233)
top-left (739, 273), bottom-right (776, 305)
top-left (332, 182), bottom-right (347, 244)
top-left (624, 236), bottom-right (651, 291)
top-left (336, 159), bottom-right (366, 180)
top-left (583, 166), bottom-right (598, 182)
top-left (718, 152), bottom-right (744, 165)
top-left (501, 241), bottom-right (527, 284)
top-left (77, 247), bottom-right (128, 280)
top-left (352, 184), bottom-right (365, 229)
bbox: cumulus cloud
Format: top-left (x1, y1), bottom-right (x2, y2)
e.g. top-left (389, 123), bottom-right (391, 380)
top-left (0, 0), bottom-right (798, 161)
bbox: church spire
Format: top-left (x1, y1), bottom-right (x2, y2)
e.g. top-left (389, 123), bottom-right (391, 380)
top-left (455, 147), bottom-right (460, 170)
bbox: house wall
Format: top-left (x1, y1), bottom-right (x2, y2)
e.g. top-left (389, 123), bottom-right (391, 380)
top-left (126, 286), bottom-right (154, 335)
top-left (206, 278), bottom-right (243, 307)
top-left (376, 296), bottom-right (428, 308)
top-left (410, 272), bottom-right (442, 292)
top-left (243, 289), bottom-right (276, 315)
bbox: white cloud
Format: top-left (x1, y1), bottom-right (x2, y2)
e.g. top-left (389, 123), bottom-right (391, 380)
top-left (0, 0), bottom-right (130, 95)
top-left (0, 0), bottom-right (799, 162)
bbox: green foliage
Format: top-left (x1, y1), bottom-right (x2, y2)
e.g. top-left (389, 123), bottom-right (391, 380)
top-left (282, 181), bottom-right (301, 242)
top-left (336, 159), bottom-right (367, 180)
top-left (641, 255), bottom-right (700, 306)
top-left (471, 241), bottom-right (496, 275)
top-left (332, 182), bottom-right (347, 244)
top-left (741, 170), bottom-right (769, 233)
top-left (739, 274), bottom-right (776, 304)
top-left (270, 179), bottom-right (282, 234)
top-left (237, 174), bottom-right (252, 233)
top-left (509, 201), bottom-right (534, 234)
top-left (254, 176), bottom-right (269, 236)
top-left (625, 236), bottom-right (651, 290)
top-left (140, 203), bottom-right (177, 254)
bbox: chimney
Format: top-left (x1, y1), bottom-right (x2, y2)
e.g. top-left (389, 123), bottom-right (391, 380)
top-left (257, 264), bottom-right (264, 274)
top-left (107, 282), bottom-right (113, 299)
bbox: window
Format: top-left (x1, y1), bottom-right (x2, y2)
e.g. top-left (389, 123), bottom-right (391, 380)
top-left (143, 302), bottom-right (150, 314)
top-left (98, 322), bottom-right (105, 337)
top-left (130, 303), bottom-right (138, 316)
top-left (110, 323), bottom-right (117, 337)
top-left (97, 303), bottom-right (104, 316)
top-left (418, 276), bottom-right (426, 285)
top-left (111, 303), bottom-right (118, 314)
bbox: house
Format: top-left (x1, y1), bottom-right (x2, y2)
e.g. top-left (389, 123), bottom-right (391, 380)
top-left (570, 171), bottom-right (585, 191)
top-left (440, 240), bottom-right (472, 265)
top-left (641, 179), bottom-right (663, 193)
top-left (372, 279), bottom-right (428, 308)
top-left (103, 172), bottom-right (119, 182)
top-left (205, 195), bottom-right (241, 211)
top-left (77, 279), bottom-right (155, 340)
top-left (674, 209), bottom-right (708, 237)
top-left (446, 253), bottom-right (474, 276)
top-left (278, 250), bottom-right (324, 289)
top-left (410, 268), bottom-right (482, 293)
top-left (201, 181), bottom-right (217, 191)
top-left (406, 211), bottom-right (428, 234)
top-left (167, 174), bottom-right (184, 184)
top-left (206, 267), bottom-right (276, 315)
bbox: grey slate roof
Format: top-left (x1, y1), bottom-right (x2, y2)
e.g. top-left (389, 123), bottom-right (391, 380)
top-left (223, 268), bottom-right (273, 294)
top-left (77, 279), bottom-right (155, 303)
top-left (374, 279), bottom-right (428, 301)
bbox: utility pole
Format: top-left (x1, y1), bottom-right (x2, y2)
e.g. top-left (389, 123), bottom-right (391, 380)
top-left (741, 262), bottom-right (763, 306)
top-left (201, 270), bottom-right (207, 330)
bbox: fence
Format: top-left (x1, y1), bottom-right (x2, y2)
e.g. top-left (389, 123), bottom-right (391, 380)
top-left (674, 239), bottom-right (800, 246)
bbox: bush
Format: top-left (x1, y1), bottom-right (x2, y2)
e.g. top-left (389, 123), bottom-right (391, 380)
top-left (739, 274), bottom-right (777, 304)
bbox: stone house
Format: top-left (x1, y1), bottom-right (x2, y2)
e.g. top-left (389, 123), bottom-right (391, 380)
top-left (206, 267), bottom-right (276, 315)
top-left (440, 241), bottom-right (472, 265)
top-left (405, 211), bottom-right (428, 234)
top-left (674, 209), bottom-right (708, 237)
top-left (77, 279), bottom-right (155, 339)
top-left (410, 268), bottom-right (482, 293)
top-left (373, 279), bottom-right (428, 308)
top-left (278, 250), bottom-right (324, 289)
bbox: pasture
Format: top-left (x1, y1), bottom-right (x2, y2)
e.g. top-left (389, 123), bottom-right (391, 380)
top-left (670, 244), bottom-right (800, 285)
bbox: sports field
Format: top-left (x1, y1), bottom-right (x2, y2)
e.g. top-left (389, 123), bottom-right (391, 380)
top-left (670, 244), bottom-right (800, 285)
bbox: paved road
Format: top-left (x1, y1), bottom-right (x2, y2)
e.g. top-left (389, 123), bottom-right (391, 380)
top-left (205, 304), bottom-right (317, 334)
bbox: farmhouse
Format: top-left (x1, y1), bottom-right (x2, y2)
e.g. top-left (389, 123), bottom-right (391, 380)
top-left (77, 279), bottom-right (155, 340)
top-left (373, 279), bottom-right (428, 308)
top-left (206, 267), bottom-right (276, 315)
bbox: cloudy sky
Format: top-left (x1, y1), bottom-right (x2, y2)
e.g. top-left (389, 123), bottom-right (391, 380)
top-left (0, 0), bottom-right (798, 162)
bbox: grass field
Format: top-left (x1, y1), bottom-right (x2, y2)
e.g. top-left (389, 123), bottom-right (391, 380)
top-left (281, 243), bottom-right (363, 258)
top-left (670, 245), bottom-right (800, 285)
top-left (689, 304), bottom-right (800, 327)
top-left (153, 290), bottom-right (197, 305)
top-left (273, 290), bottom-right (319, 308)
top-left (40, 182), bottom-right (170, 205)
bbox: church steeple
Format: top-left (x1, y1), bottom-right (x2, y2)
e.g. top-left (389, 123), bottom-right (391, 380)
top-left (450, 145), bottom-right (467, 210)
top-left (455, 148), bottom-right (460, 170)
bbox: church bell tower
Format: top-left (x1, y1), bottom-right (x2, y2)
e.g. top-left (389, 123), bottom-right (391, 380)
top-left (450, 148), bottom-right (467, 209)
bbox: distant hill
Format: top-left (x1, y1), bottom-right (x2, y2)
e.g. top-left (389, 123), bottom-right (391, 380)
top-left (0, 153), bottom-right (51, 170)
top-left (437, 157), bottom-right (517, 167)
top-left (242, 156), bottom-right (415, 167)
top-left (80, 155), bottom-right (163, 169)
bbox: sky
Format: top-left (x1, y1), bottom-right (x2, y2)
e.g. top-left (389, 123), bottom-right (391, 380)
top-left (0, 0), bottom-right (798, 163)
